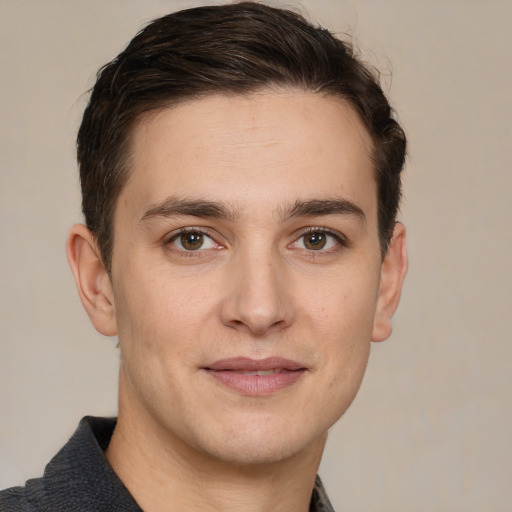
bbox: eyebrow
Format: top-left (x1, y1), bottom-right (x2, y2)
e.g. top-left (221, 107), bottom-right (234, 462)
top-left (140, 196), bottom-right (238, 222)
top-left (140, 196), bottom-right (365, 224)
top-left (279, 198), bottom-right (366, 223)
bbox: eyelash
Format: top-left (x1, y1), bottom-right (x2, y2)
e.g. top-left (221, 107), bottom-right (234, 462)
top-left (291, 228), bottom-right (348, 253)
top-left (164, 227), bottom-right (347, 257)
top-left (165, 227), bottom-right (221, 257)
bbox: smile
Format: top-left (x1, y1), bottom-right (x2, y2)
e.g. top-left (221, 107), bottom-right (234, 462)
top-left (203, 357), bottom-right (307, 396)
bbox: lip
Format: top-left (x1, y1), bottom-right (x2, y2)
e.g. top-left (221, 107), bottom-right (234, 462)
top-left (203, 357), bottom-right (307, 396)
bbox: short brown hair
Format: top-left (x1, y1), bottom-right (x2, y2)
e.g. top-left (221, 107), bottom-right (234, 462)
top-left (77, 1), bottom-right (406, 273)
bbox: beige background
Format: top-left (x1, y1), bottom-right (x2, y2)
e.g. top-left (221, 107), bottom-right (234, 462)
top-left (1, 1), bottom-right (511, 510)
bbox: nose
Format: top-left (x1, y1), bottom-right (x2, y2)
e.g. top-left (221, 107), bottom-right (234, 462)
top-left (220, 248), bottom-right (293, 336)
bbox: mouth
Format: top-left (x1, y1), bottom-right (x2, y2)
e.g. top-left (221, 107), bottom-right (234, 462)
top-left (202, 357), bottom-right (307, 396)
top-left (236, 368), bottom-right (287, 376)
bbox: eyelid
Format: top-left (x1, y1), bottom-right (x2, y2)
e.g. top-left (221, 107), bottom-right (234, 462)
top-left (161, 225), bottom-right (347, 257)
top-left (300, 227), bottom-right (347, 242)
top-left (290, 227), bottom-right (348, 251)
top-left (165, 227), bottom-right (224, 253)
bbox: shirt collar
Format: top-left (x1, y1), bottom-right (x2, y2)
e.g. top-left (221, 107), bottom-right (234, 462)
top-left (36, 416), bottom-right (141, 511)
top-left (311, 475), bottom-right (336, 512)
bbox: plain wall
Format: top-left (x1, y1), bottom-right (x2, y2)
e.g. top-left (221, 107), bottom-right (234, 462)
top-left (1, 1), bottom-right (511, 510)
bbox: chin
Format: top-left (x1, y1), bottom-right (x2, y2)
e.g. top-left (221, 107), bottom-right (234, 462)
top-left (203, 438), bottom-right (306, 466)
top-left (189, 416), bottom-right (328, 467)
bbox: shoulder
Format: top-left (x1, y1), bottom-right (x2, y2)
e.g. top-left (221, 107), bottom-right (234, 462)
top-left (0, 417), bottom-right (115, 512)
top-left (0, 417), bottom-right (140, 512)
top-left (0, 445), bottom-right (88, 512)
top-left (0, 479), bottom-right (42, 511)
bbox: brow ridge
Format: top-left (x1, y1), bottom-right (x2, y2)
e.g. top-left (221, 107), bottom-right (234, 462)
top-left (141, 196), bottom-right (238, 222)
top-left (140, 196), bottom-right (365, 224)
top-left (279, 198), bottom-right (366, 222)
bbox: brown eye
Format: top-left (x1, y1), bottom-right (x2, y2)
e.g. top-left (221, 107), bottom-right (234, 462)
top-left (291, 230), bottom-right (342, 252)
top-left (303, 232), bottom-right (327, 250)
top-left (179, 232), bottom-right (204, 250)
top-left (168, 229), bottom-right (220, 254)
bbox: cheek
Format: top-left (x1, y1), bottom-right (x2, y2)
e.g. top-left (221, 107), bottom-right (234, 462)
top-left (112, 267), bottom-right (217, 361)
top-left (300, 266), bottom-right (379, 390)
top-left (316, 292), bottom-right (374, 416)
top-left (301, 265), bottom-right (380, 336)
top-left (327, 338), bottom-right (371, 422)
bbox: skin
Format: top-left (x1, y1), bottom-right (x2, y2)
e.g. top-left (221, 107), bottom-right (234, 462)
top-left (67, 90), bottom-right (407, 512)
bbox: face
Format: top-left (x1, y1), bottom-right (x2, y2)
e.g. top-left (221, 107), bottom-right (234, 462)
top-left (108, 90), bottom-right (389, 465)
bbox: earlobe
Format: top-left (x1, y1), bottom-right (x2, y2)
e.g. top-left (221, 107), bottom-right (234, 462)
top-left (66, 224), bottom-right (117, 337)
top-left (371, 222), bottom-right (408, 342)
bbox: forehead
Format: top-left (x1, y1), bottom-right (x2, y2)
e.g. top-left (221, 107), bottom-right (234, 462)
top-left (122, 90), bottom-right (376, 220)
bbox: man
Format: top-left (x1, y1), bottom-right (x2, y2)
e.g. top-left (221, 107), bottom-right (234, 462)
top-left (0, 2), bottom-right (407, 511)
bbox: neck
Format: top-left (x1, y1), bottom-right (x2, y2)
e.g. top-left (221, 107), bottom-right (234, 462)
top-left (106, 376), bottom-right (326, 512)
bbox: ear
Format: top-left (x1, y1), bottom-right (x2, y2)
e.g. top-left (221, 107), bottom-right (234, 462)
top-left (371, 222), bottom-right (408, 342)
top-left (66, 224), bottom-right (117, 337)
